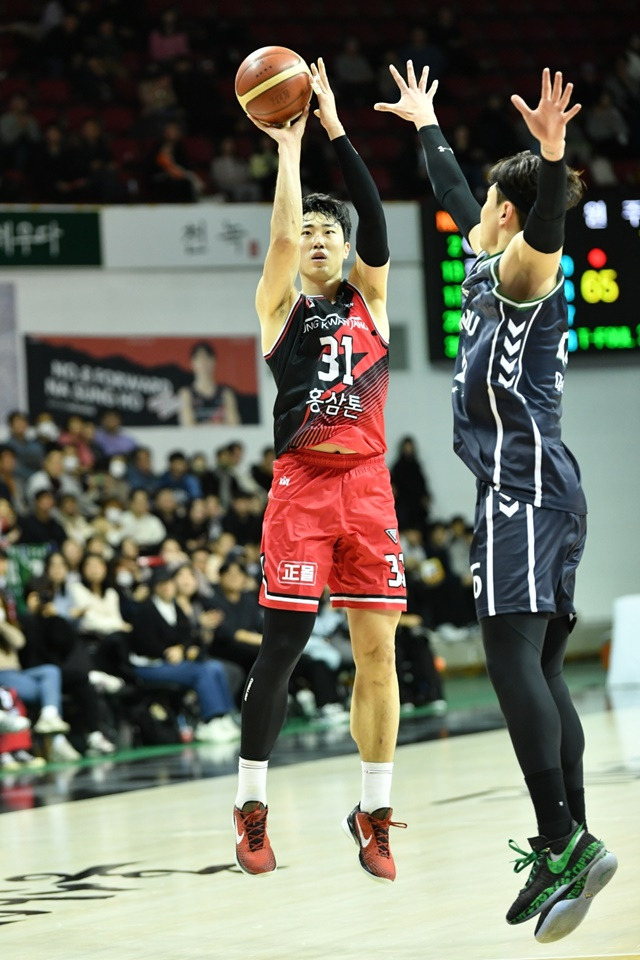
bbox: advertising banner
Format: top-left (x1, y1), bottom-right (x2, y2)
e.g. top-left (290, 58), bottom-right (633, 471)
top-left (25, 335), bottom-right (260, 426)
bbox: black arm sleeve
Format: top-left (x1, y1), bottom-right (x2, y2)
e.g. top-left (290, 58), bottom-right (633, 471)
top-left (522, 156), bottom-right (567, 254)
top-left (331, 135), bottom-right (389, 267)
top-left (418, 125), bottom-right (481, 240)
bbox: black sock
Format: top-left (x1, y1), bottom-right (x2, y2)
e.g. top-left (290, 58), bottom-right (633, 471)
top-left (525, 768), bottom-right (573, 840)
top-left (566, 787), bottom-right (586, 830)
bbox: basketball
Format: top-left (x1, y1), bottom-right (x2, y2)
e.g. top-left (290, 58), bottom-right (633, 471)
top-left (235, 46), bottom-right (312, 126)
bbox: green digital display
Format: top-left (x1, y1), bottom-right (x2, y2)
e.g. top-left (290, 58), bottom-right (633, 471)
top-left (421, 190), bottom-right (640, 362)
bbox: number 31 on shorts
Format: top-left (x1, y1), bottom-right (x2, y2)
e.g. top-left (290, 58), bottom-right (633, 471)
top-left (385, 552), bottom-right (406, 588)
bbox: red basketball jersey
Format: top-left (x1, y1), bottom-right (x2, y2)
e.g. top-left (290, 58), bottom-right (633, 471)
top-left (264, 280), bottom-right (389, 457)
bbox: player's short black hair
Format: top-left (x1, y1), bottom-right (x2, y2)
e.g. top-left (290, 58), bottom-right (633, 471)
top-left (302, 193), bottom-right (351, 243)
top-left (487, 151), bottom-right (584, 227)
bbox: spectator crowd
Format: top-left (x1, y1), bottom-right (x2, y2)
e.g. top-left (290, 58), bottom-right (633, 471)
top-left (0, 406), bottom-right (475, 768)
top-left (0, 1), bottom-right (638, 204)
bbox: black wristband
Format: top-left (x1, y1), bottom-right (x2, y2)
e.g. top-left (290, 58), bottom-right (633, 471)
top-left (331, 135), bottom-right (389, 267)
top-left (523, 156), bottom-right (567, 254)
top-left (417, 125), bottom-right (481, 239)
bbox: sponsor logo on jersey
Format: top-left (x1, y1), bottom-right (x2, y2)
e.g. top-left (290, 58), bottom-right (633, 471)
top-left (277, 560), bottom-right (318, 585)
top-left (279, 476), bottom-right (291, 486)
top-left (303, 312), bottom-right (368, 333)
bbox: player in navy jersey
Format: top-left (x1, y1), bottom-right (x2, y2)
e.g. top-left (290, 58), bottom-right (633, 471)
top-left (232, 58), bottom-right (407, 883)
top-left (377, 65), bottom-right (617, 940)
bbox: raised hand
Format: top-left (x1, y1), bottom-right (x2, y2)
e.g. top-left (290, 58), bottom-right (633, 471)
top-left (247, 101), bottom-right (310, 145)
top-left (310, 57), bottom-right (344, 139)
top-left (511, 68), bottom-right (581, 160)
top-left (374, 60), bottom-right (439, 129)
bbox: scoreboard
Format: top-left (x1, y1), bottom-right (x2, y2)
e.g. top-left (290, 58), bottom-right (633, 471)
top-left (422, 190), bottom-right (640, 362)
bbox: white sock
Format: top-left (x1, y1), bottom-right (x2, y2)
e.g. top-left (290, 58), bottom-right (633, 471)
top-left (360, 761), bottom-right (394, 814)
top-left (235, 757), bottom-right (269, 808)
top-left (40, 705), bottom-right (60, 720)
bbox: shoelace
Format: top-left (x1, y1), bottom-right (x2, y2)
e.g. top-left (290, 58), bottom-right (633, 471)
top-left (368, 816), bottom-right (408, 858)
top-left (508, 839), bottom-right (542, 874)
top-left (243, 809), bottom-right (268, 852)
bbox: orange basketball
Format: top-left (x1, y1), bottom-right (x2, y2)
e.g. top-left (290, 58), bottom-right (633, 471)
top-left (235, 46), bottom-right (312, 126)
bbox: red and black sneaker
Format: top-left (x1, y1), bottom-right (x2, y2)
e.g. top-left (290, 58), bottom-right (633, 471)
top-left (233, 803), bottom-right (276, 876)
top-left (342, 805), bottom-right (407, 883)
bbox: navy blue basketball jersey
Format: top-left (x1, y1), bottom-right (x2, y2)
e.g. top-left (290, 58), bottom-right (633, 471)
top-left (265, 280), bottom-right (389, 458)
top-left (452, 252), bottom-right (586, 514)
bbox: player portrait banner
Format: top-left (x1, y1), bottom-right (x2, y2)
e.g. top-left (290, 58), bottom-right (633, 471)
top-left (0, 211), bottom-right (101, 266)
top-left (24, 335), bottom-right (260, 427)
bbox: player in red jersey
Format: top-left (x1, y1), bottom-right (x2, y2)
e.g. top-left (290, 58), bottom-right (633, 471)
top-left (233, 58), bottom-right (407, 882)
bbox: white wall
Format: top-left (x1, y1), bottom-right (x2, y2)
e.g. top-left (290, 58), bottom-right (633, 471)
top-left (2, 227), bottom-right (639, 626)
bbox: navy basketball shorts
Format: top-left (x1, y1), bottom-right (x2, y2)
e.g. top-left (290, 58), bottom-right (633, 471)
top-left (470, 483), bottom-right (586, 619)
top-left (259, 449), bottom-right (407, 613)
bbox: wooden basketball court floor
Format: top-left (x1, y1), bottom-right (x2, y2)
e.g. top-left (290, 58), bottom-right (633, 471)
top-left (1, 687), bottom-right (638, 960)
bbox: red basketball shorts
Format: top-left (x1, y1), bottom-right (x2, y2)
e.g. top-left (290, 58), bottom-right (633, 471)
top-left (259, 449), bottom-right (407, 613)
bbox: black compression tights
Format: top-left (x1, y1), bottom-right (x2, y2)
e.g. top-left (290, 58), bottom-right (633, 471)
top-left (481, 613), bottom-right (585, 793)
top-left (240, 608), bottom-right (317, 761)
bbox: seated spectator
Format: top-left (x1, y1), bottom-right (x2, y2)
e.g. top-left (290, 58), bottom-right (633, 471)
top-left (5, 411), bottom-right (44, 481)
top-left (137, 64), bottom-right (181, 139)
top-left (210, 136), bottom-right (260, 202)
top-left (129, 566), bottom-right (238, 743)
top-left (26, 443), bottom-right (86, 509)
top-left (158, 537), bottom-right (189, 569)
top-left (0, 94), bottom-right (40, 171)
top-left (584, 91), bottom-right (630, 158)
top-left (189, 546), bottom-right (216, 599)
top-left (153, 487), bottom-right (187, 543)
top-left (111, 547), bottom-right (150, 623)
top-left (0, 498), bottom-right (20, 545)
top-left (248, 135), bottom-right (279, 200)
top-left (182, 497), bottom-right (210, 552)
top-left (39, 10), bottom-right (84, 78)
top-left (23, 563), bottom-right (117, 755)
top-left (0, 562), bottom-right (79, 762)
top-left (148, 121), bottom-right (203, 202)
top-left (210, 558), bottom-right (262, 678)
top-left (207, 531), bottom-right (238, 583)
top-left (399, 26), bottom-right (446, 82)
top-left (71, 116), bottom-right (126, 203)
top-left (126, 446), bottom-right (159, 496)
top-left (67, 552), bottom-right (135, 683)
top-left (158, 450), bottom-right (202, 507)
top-left (94, 408), bottom-right (138, 459)
top-left (173, 562), bottom-right (224, 654)
top-left (53, 492), bottom-right (94, 545)
top-left (0, 444), bottom-right (27, 514)
top-left (333, 36), bottom-right (375, 107)
top-left (250, 446), bottom-right (275, 498)
top-left (61, 537), bottom-right (83, 582)
top-left (222, 490), bottom-right (263, 548)
top-left (73, 55), bottom-right (116, 107)
top-left (90, 495), bottom-right (127, 548)
top-left (148, 7), bottom-right (190, 63)
top-left (26, 122), bottom-right (88, 203)
top-left (19, 489), bottom-right (67, 548)
top-left (118, 488), bottom-right (167, 553)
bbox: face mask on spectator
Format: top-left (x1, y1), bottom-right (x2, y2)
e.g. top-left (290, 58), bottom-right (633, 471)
top-left (63, 455), bottom-right (79, 472)
top-left (115, 570), bottom-right (134, 587)
top-left (36, 421), bottom-right (59, 440)
top-left (109, 459), bottom-right (127, 478)
top-left (105, 507), bottom-right (122, 523)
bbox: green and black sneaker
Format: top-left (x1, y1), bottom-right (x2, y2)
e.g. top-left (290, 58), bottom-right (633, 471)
top-left (506, 822), bottom-right (607, 925)
top-left (534, 844), bottom-right (618, 942)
